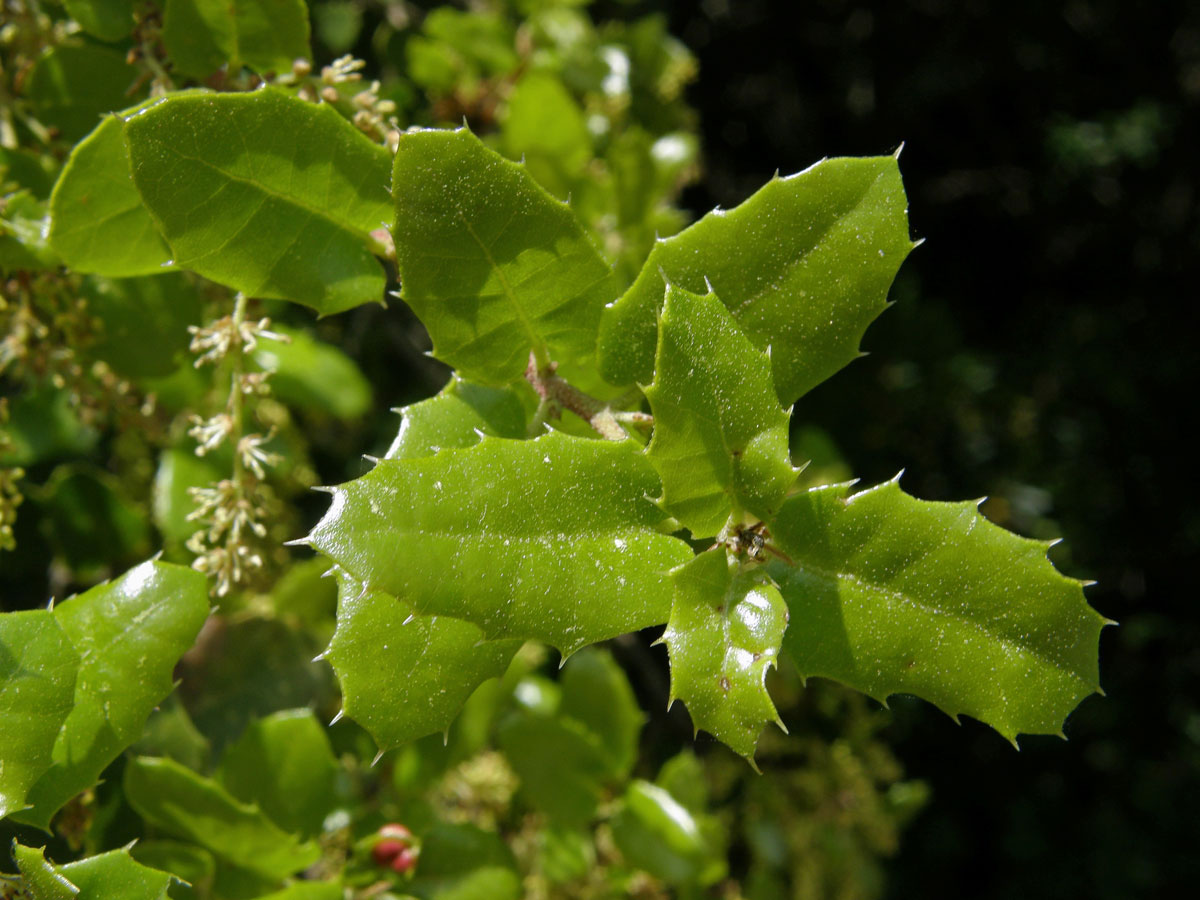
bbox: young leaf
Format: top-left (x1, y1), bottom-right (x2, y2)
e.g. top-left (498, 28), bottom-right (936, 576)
top-left (0, 612), bottom-right (78, 820)
top-left (123, 756), bottom-right (320, 880)
top-left (123, 88), bottom-right (392, 315)
top-left (391, 127), bottom-right (617, 386)
top-left (306, 432), bottom-right (692, 653)
top-left (599, 155), bottom-right (916, 406)
top-left (644, 284), bottom-right (797, 538)
top-left (16, 560), bottom-right (210, 828)
top-left (767, 479), bottom-right (1109, 742)
top-left (48, 112), bottom-right (175, 277)
top-left (162, 0), bottom-right (312, 80)
top-left (324, 569), bottom-right (520, 751)
top-left (384, 376), bottom-right (528, 461)
top-left (663, 549), bottom-right (788, 759)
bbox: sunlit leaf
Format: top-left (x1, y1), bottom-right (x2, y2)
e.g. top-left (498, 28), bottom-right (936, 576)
top-left (383, 376), bottom-right (528, 461)
top-left (57, 849), bottom-right (175, 900)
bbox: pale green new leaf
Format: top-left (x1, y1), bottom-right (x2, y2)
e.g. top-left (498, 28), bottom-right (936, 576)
top-left (325, 568), bottom-right (520, 751)
top-left (162, 0), bottom-right (312, 80)
top-left (767, 478), bottom-right (1109, 742)
top-left (16, 560), bottom-right (210, 828)
top-left (124, 756), bottom-right (320, 880)
top-left (599, 154), bottom-right (916, 406)
top-left (664, 549), bottom-right (788, 759)
top-left (49, 112), bottom-right (174, 277)
top-left (307, 432), bottom-right (692, 653)
top-left (0, 611), bottom-right (78, 820)
top-left (391, 127), bottom-right (617, 386)
top-left (384, 376), bottom-right (528, 461)
top-left (645, 284), bottom-right (796, 538)
top-left (123, 88), bottom-right (392, 315)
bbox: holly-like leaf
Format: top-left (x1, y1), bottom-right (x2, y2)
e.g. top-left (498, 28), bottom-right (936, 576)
top-left (599, 154), bottom-right (916, 406)
top-left (12, 843), bottom-right (77, 899)
top-left (48, 111), bottom-right (175, 278)
top-left (57, 849), bottom-right (175, 900)
top-left (123, 88), bottom-right (392, 315)
top-left (124, 756), bottom-right (320, 880)
top-left (644, 284), bottom-right (797, 538)
top-left (324, 568), bottom-right (520, 751)
top-left (663, 549), bottom-right (788, 759)
top-left (391, 127), bottom-right (617, 386)
top-left (306, 432), bottom-right (692, 653)
top-left (16, 560), bottom-right (210, 828)
top-left (162, 0), bottom-right (312, 80)
top-left (384, 376), bottom-right (528, 461)
top-left (767, 478), bottom-right (1109, 742)
top-left (0, 611), bottom-right (78, 820)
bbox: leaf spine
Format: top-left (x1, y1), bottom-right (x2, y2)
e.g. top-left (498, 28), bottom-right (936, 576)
top-left (371, 749), bottom-right (385, 767)
top-left (329, 709), bottom-right (344, 726)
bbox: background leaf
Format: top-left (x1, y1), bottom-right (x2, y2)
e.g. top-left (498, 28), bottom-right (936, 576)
top-left (162, 0), bottom-right (312, 80)
top-left (599, 155), bottom-right (916, 405)
top-left (251, 326), bottom-right (372, 420)
top-left (645, 284), bottom-right (796, 538)
top-left (27, 44), bottom-right (143, 142)
top-left (84, 274), bottom-right (202, 377)
top-left (557, 647), bottom-right (643, 778)
top-left (391, 127), bottom-right (616, 386)
top-left (767, 479), bottom-right (1109, 742)
top-left (61, 0), bottom-right (136, 42)
top-left (497, 710), bottom-right (610, 827)
top-left (124, 88), bottom-right (391, 315)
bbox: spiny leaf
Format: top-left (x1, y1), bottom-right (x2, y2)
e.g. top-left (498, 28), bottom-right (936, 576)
top-left (307, 432), bottom-right (692, 653)
top-left (123, 88), bottom-right (392, 315)
top-left (599, 154), bottom-right (916, 406)
top-left (0, 611), bottom-right (78, 820)
top-left (12, 843), bottom-right (77, 899)
top-left (383, 376), bottom-right (528, 461)
top-left (767, 478), bottom-right (1109, 742)
top-left (391, 127), bottom-right (617, 386)
top-left (15, 560), bottom-right (210, 829)
top-left (644, 284), bottom-right (796, 538)
top-left (663, 549), bottom-right (788, 759)
top-left (57, 849), bottom-right (176, 900)
top-left (325, 568), bottom-right (520, 751)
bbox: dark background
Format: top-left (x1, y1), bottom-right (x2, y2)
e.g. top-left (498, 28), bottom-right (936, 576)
top-left (627, 0), bottom-right (1196, 896)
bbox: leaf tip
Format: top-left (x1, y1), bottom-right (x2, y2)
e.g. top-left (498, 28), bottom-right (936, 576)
top-left (282, 537), bottom-right (311, 547)
top-left (329, 708), bottom-right (345, 727)
top-left (893, 141), bottom-right (906, 159)
top-left (371, 749), bottom-right (385, 767)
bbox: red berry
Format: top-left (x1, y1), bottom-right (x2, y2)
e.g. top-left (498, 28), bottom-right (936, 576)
top-left (390, 847), bottom-right (417, 874)
top-left (379, 823), bottom-right (412, 842)
top-left (371, 838), bottom-right (407, 867)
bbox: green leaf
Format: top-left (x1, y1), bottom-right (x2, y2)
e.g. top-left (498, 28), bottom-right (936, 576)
top-left (0, 190), bottom-right (56, 272)
top-left (218, 709), bottom-right (338, 838)
top-left (767, 478), bottom-right (1109, 742)
top-left (123, 756), bottom-right (320, 880)
top-left (599, 154), bottom-right (916, 405)
top-left (12, 844), bottom-right (77, 899)
top-left (0, 612), bottom-right (78, 820)
top-left (501, 71), bottom-right (591, 199)
top-left (62, 0), bottom-right (136, 41)
top-left (663, 548), bottom-right (787, 759)
top-left (16, 560), bottom-right (210, 829)
top-left (58, 849), bottom-right (175, 900)
top-left (84, 274), bottom-right (203, 377)
top-left (38, 463), bottom-right (153, 578)
top-left (408, 823), bottom-right (519, 900)
top-left (325, 569), bottom-right (520, 751)
top-left (251, 326), bottom-right (372, 420)
top-left (391, 127), bottom-right (617, 386)
top-left (496, 711), bottom-right (609, 826)
top-left (152, 448), bottom-right (224, 546)
top-left (48, 111), bottom-right (175, 278)
top-left (383, 376), bottom-right (527, 461)
top-left (645, 284), bottom-right (797, 538)
top-left (27, 44), bottom-right (142, 142)
top-left (162, 0), bottom-right (312, 80)
top-left (558, 648), bottom-right (643, 778)
top-left (249, 883), bottom-right (343, 900)
top-left (128, 841), bottom-right (215, 897)
top-left (0, 386), bottom-right (97, 468)
top-left (306, 432), bottom-right (692, 653)
top-left (610, 780), bottom-right (710, 885)
top-left (123, 88), bottom-right (392, 315)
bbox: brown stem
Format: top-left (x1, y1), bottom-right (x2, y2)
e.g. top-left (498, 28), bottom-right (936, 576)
top-left (523, 352), bottom-right (631, 441)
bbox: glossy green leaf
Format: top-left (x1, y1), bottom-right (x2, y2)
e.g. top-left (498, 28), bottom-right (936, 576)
top-left (12, 843), bottom-right (76, 899)
top-left (306, 432), bottom-right (692, 653)
top-left (599, 154), bottom-right (916, 405)
top-left (48, 111), bottom-right (175, 278)
top-left (497, 711), bottom-right (610, 826)
top-left (645, 284), bottom-right (797, 538)
top-left (767, 478), bottom-right (1109, 742)
top-left (325, 569), bottom-right (520, 751)
top-left (384, 376), bottom-right (528, 461)
top-left (58, 849), bottom-right (175, 900)
top-left (0, 611), bottom-right (78, 820)
top-left (609, 780), bottom-right (723, 886)
top-left (123, 756), bottom-right (320, 880)
top-left (218, 709), bottom-right (338, 838)
top-left (663, 549), bottom-right (787, 759)
top-left (16, 560), bottom-right (210, 828)
top-left (251, 326), bottom-right (372, 420)
top-left (391, 127), bottom-right (617, 386)
top-left (123, 88), bottom-right (392, 315)
top-left (62, 0), bottom-right (136, 41)
top-left (558, 648), bottom-right (643, 778)
top-left (27, 44), bottom-right (142, 142)
top-left (84, 274), bottom-right (203, 377)
top-left (162, 0), bottom-right (312, 80)
top-left (128, 842), bottom-right (215, 897)
top-left (406, 8), bottom-right (518, 96)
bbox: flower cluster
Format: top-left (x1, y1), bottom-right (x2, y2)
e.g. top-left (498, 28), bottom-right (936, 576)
top-left (291, 55), bottom-right (399, 148)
